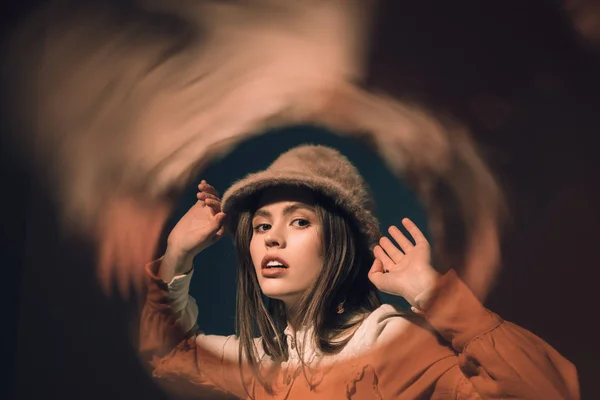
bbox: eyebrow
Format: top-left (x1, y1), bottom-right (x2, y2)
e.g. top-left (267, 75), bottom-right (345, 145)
top-left (253, 203), bottom-right (316, 219)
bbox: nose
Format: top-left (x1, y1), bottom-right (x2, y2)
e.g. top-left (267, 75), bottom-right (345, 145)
top-left (265, 224), bottom-right (285, 248)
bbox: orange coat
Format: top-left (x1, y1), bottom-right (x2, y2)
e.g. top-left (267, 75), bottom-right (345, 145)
top-left (140, 260), bottom-right (579, 399)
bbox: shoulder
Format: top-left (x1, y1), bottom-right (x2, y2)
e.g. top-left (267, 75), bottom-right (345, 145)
top-left (360, 303), bottom-right (415, 331)
top-left (347, 304), bottom-right (441, 352)
top-left (335, 304), bottom-right (456, 368)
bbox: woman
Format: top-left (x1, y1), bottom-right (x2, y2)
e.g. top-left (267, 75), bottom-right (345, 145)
top-left (140, 145), bottom-right (579, 399)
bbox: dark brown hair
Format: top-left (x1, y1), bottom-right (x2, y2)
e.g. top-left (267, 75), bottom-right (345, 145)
top-left (233, 187), bottom-right (381, 394)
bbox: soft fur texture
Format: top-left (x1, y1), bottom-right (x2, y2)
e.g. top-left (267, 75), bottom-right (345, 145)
top-left (3, 0), bottom-right (503, 300)
top-left (221, 145), bottom-right (381, 250)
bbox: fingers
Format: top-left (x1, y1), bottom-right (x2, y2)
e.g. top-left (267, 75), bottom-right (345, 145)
top-left (373, 245), bottom-right (394, 272)
top-left (197, 180), bottom-right (222, 216)
top-left (196, 191), bottom-right (220, 202)
top-left (368, 258), bottom-right (392, 293)
top-left (368, 258), bottom-right (384, 281)
top-left (386, 219), bottom-right (429, 253)
top-left (216, 212), bottom-right (227, 229)
top-left (204, 198), bottom-right (222, 215)
top-left (369, 257), bottom-right (385, 273)
top-left (401, 218), bottom-right (428, 246)
top-left (195, 194), bottom-right (221, 215)
top-left (388, 225), bottom-right (414, 252)
top-left (198, 180), bottom-right (220, 197)
top-left (379, 236), bottom-right (404, 263)
top-left (211, 213), bottom-right (227, 241)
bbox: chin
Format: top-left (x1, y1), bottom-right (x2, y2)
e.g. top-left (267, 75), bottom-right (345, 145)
top-left (259, 285), bottom-right (299, 303)
top-left (263, 293), bottom-right (285, 302)
top-left (260, 289), bottom-right (290, 301)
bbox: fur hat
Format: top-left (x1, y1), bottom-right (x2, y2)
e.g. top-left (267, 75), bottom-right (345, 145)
top-left (221, 145), bottom-right (381, 249)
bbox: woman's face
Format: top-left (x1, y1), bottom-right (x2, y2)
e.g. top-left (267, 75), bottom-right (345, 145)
top-left (249, 187), bottom-right (324, 307)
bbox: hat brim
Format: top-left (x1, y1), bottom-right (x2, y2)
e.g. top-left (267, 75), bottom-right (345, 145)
top-left (221, 170), bottom-right (380, 248)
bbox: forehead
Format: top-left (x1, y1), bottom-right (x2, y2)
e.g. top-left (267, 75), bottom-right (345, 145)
top-left (254, 186), bottom-right (316, 211)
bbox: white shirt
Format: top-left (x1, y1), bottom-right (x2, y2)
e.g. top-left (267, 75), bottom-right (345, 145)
top-left (160, 269), bottom-right (415, 398)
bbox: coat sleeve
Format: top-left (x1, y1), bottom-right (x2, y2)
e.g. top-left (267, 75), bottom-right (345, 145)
top-left (138, 258), bottom-right (253, 399)
top-left (420, 269), bottom-right (580, 400)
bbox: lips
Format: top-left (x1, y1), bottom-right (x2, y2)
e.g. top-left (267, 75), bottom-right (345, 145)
top-left (261, 255), bottom-right (289, 269)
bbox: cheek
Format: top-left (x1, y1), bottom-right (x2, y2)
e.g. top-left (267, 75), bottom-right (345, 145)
top-left (300, 232), bottom-right (324, 271)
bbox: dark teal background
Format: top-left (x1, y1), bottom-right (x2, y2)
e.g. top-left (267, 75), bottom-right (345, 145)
top-left (161, 125), bottom-right (429, 335)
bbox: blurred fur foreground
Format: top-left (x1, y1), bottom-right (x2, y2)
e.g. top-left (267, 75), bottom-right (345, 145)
top-left (2, 0), bottom-right (504, 300)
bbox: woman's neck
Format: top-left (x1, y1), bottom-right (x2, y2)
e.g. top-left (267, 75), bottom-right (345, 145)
top-left (284, 301), bottom-right (302, 332)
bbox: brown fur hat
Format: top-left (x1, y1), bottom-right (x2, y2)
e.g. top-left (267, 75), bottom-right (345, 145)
top-left (221, 145), bottom-right (381, 249)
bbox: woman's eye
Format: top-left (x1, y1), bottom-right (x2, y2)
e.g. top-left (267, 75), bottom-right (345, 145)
top-left (253, 223), bottom-right (271, 233)
top-left (292, 219), bottom-right (310, 228)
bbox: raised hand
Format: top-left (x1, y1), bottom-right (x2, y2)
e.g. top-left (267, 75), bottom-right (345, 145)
top-left (162, 180), bottom-right (226, 279)
top-left (368, 218), bottom-right (441, 309)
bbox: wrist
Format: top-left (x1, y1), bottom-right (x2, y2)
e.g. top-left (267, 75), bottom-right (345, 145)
top-left (165, 236), bottom-right (200, 262)
top-left (410, 269), bottom-right (443, 311)
top-left (160, 246), bottom-right (196, 282)
top-left (412, 285), bottom-right (438, 312)
top-left (166, 241), bottom-right (195, 261)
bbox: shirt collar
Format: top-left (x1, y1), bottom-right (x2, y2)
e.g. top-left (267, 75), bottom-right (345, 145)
top-left (283, 324), bottom-right (319, 361)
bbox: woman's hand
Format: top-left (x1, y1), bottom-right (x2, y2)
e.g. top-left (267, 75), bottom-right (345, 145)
top-left (368, 218), bottom-right (441, 310)
top-left (162, 180), bottom-right (226, 277)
